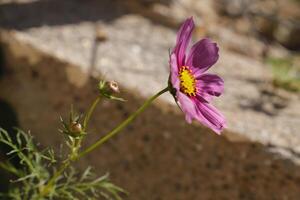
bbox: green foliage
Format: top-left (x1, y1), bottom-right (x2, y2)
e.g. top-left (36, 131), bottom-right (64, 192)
top-left (53, 169), bottom-right (126, 200)
top-left (0, 128), bottom-right (125, 200)
top-left (0, 80), bottom-right (128, 199)
top-left (266, 57), bottom-right (300, 92)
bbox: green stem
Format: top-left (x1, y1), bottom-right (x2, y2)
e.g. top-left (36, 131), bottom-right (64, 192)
top-left (40, 161), bottom-right (69, 197)
top-left (41, 96), bottom-right (102, 197)
top-left (83, 96), bottom-right (101, 131)
top-left (40, 87), bottom-right (168, 197)
top-left (77, 87), bottom-right (169, 159)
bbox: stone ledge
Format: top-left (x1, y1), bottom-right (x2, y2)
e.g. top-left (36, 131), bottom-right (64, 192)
top-left (1, 13), bottom-right (299, 154)
top-left (1, 1), bottom-right (299, 154)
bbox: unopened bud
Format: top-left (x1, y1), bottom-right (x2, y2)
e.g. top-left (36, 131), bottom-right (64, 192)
top-left (108, 81), bottom-right (120, 93)
top-left (98, 80), bottom-right (125, 101)
top-left (69, 122), bottom-right (82, 133)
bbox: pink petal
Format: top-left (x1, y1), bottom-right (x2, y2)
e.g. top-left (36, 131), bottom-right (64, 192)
top-left (169, 53), bottom-right (180, 90)
top-left (173, 17), bottom-right (195, 67)
top-left (186, 38), bottom-right (219, 75)
top-left (195, 101), bottom-right (226, 134)
top-left (196, 73), bottom-right (224, 102)
top-left (177, 92), bottom-right (197, 124)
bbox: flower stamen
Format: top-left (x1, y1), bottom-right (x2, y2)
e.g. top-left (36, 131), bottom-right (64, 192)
top-left (179, 66), bottom-right (197, 96)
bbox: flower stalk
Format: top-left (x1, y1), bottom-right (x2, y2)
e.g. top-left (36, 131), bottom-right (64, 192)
top-left (77, 87), bottom-right (169, 159)
top-left (83, 96), bottom-right (101, 131)
top-left (40, 86), bottom-right (168, 198)
top-left (40, 96), bottom-right (102, 197)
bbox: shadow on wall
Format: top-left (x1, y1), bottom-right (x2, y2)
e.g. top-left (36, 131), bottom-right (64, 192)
top-left (0, 42), bottom-right (19, 136)
top-left (0, 0), bottom-right (127, 30)
top-left (0, 99), bottom-right (19, 193)
top-left (0, 44), bottom-right (19, 193)
top-left (0, 0), bottom-right (175, 31)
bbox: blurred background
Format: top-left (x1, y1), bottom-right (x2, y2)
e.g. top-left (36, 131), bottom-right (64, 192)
top-left (0, 0), bottom-right (299, 199)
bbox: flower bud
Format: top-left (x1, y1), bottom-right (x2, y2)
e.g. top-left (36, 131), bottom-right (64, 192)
top-left (69, 122), bottom-right (82, 133)
top-left (98, 80), bottom-right (125, 101)
top-left (108, 81), bottom-right (120, 93)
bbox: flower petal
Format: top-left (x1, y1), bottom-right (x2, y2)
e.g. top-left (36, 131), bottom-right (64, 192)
top-left (177, 92), bottom-right (197, 124)
top-left (169, 53), bottom-right (180, 90)
top-left (194, 101), bottom-right (226, 134)
top-left (173, 17), bottom-right (195, 67)
top-left (196, 73), bottom-right (224, 102)
top-left (186, 38), bottom-right (219, 75)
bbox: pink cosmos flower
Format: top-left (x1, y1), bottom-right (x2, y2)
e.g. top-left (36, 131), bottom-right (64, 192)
top-left (169, 17), bottom-right (226, 134)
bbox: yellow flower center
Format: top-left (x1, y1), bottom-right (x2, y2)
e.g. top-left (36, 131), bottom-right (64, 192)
top-left (179, 66), bottom-right (197, 96)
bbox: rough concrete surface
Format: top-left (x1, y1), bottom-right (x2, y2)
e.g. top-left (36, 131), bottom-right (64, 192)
top-left (1, 0), bottom-right (299, 152)
top-left (0, 0), bottom-right (300, 199)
